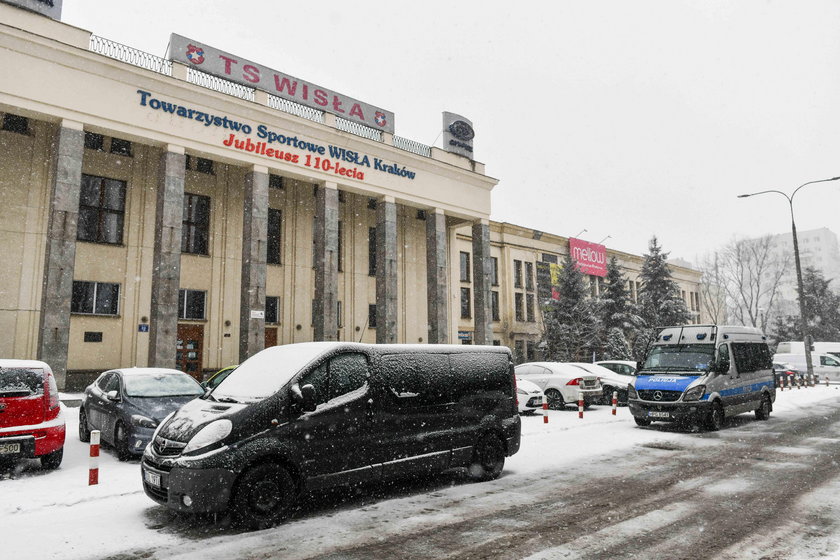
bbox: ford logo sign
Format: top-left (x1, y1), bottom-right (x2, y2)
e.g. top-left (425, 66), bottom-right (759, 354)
top-left (448, 120), bottom-right (475, 141)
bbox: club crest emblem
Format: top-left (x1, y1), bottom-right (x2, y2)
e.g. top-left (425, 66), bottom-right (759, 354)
top-left (374, 112), bottom-right (387, 127)
top-left (186, 44), bottom-right (205, 65)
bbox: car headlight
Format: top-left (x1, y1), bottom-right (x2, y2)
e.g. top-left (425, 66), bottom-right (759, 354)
top-left (131, 415), bottom-right (158, 428)
top-left (627, 385), bottom-right (638, 399)
top-left (182, 419), bottom-right (233, 455)
top-left (683, 385), bottom-right (706, 402)
top-left (517, 388), bottom-right (528, 395)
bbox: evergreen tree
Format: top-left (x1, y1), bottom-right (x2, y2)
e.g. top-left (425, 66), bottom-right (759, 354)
top-left (600, 256), bottom-right (639, 334)
top-left (603, 327), bottom-right (632, 360)
top-left (542, 254), bottom-right (601, 361)
top-left (770, 267), bottom-right (840, 342)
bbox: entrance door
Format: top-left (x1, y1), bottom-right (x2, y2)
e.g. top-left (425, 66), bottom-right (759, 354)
top-left (176, 324), bottom-right (204, 380)
top-left (265, 327), bottom-right (277, 349)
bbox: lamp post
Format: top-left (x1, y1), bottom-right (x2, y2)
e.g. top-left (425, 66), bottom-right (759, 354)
top-left (738, 176), bottom-right (840, 378)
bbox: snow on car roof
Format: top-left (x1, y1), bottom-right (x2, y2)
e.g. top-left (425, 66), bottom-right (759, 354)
top-left (110, 367), bottom-right (188, 376)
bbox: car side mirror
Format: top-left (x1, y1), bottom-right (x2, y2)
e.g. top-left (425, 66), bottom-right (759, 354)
top-left (291, 383), bottom-right (317, 412)
top-left (106, 390), bottom-right (120, 401)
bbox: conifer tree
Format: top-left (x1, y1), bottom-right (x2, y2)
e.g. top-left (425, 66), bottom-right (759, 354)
top-left (601, 256), bottom-right (639, 334)
top-left (541, 254), bottom-right (601, 361)
top-left (604, 327), bottom-right (633, 360)
top-left (771, 267), bottom-right (840, 342)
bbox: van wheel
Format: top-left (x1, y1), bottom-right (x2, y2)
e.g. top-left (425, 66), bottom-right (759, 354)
top-left (634, 417), bottom-right (651, 427)
top-left (704, 401), bottom-right (724, 431)
top-left (40, 448), bottom-right (63, 470)
top-left (544, 389), bottom-right (565, 410)
top-left (755, 394), bottom-right (771, 420)
top-left (232, 463), bottom-right (296, 530)
top-left (114, 422), bottom-right (131, 461)
top-left (78, 408), bottom-right (91, 443)
top-left (468, 434), bottom-right (505, 481)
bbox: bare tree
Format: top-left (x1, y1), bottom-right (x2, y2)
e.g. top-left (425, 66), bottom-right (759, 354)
top-left (698, 252), bottom-right (728, 324)
top-left (700, 235), bottom-right (789, 332)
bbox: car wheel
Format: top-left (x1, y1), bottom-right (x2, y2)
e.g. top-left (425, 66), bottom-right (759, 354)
top-left (634, 416), bottom-right (651, 427)
top-left (78, 407), bottom-right (91, 443)
top-left (232, 463), bottom-right (296, 530)
top-left (544, 389), bottom-right (565, 410)
top-left (704, 401), bottom-right (724, 431)
top-left (755, 394), bottom-right (771, 421)
top-left (468, 433), bottom-right (506, 482)
top-left (114, 422), bottom-right (131, 461)
top-left (40, 447), bottom-right (63, 470)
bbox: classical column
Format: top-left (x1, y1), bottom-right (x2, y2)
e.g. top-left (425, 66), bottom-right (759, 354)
top-left (38, 120), bottom-right (84, 390)
top-left (148, 146), bottom-right (185, 368)
top-left (425, 208), bottom-right (449, 344)
top-left (376, 196), bottom-right (398, 343)
top-left (472, 219), bottom-right (493, 345)
top-left (313, 182), bottom-right (339, 341)
top-left (239, 165), bottom-right (269, 361)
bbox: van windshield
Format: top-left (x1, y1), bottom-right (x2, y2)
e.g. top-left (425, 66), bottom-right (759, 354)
top-left (642, 345), bottom-right (715, 374)
top-left (211, 344), bottom-right (329, 402)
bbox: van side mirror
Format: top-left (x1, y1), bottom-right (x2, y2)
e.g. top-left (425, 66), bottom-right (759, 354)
top-left (713, 358), bottom-right (730, 374)
top-left (635, 361), bottom-right (643, 373)
top-left (291, 383), bottom-right (317, 412)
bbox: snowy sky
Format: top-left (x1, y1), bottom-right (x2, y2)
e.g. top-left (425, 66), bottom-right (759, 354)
top-left (59, 0), bottom-right (840, 264)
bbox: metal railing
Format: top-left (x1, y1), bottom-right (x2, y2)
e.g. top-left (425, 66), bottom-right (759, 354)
top-left (394, 135), bottom-right (432, 158)
top-left (186, 68), bottom-right (255, 101)
top-left (335, 117), bottom-right (382, 142)
top-left (89, 35), bottom-right (172, 76)
top-left (267, 94), bottom-right (325, 124)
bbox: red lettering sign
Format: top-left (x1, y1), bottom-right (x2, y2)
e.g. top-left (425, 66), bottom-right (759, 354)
top-left (569, 238), bottom-right (607, 277)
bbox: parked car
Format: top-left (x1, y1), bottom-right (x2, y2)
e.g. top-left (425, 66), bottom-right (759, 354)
top-left (514, 362), bottom-right (601, 409)
top-left (571, 362), bottom-right (632, 405)
top-left (79, 368), bottom-right (204, 460)
top-left (202, 365), bottom-right (237, 392)
top-left (516, 377), bottom-right (544, 414)
top-left (142, 342), bottom-right (521, 529)
top-left (595, 360), bottom-right (637, 375)
top-left (773, 362), bottom-right (818, 385)
top-left (0, 359), bottom-right (65, 470)
top-left (774, 353), bottom-right (839, 383)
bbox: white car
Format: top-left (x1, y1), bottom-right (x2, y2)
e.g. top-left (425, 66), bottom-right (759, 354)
top-left (514, 362), bottom-right (601, 409)
top-left (572, 362), bottom-right (633, 405)
top-left (516, 377), bottom-right (545, 414)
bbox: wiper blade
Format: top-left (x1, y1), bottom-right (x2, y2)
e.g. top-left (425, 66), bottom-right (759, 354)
top-left (214, 396), bottom-right (240, 403)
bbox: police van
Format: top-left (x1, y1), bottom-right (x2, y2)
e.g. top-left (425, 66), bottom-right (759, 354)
top-left (628, 325), bottom-right (775, 430)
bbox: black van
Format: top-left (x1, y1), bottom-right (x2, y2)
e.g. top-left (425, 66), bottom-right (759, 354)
top-left (141, 342), bottom-right (521, 528)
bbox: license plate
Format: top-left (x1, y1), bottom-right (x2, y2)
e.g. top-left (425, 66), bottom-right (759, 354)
top-left (144, 469), bottom-right (161, 487)
top-left (0, 442), bottom-right (21, 455)
top-left (648, 411), bottom-right (670, 418)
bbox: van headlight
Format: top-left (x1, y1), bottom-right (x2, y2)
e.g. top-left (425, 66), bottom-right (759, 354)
top-left (627, 385), bottom-right (638, 399)
top-left (683, 385), bottom-right (706, 402)
top-left (183, 419), bottom-right (232, 455)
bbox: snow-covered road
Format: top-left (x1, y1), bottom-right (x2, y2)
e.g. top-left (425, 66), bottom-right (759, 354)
top-left (3, 386), bottom-right (840, 559)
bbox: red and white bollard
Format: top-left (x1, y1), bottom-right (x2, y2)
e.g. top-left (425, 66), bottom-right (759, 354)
top-left (89, 430), bottom-right (100, 486)
top-left (611, 391), bottom-right (618, 416)
top-left (542, 394), bottom-right (549, 424)
top-left (578, 391), bottom-right (584, 419)
top-left (797, 376), bottom-right (802, 390)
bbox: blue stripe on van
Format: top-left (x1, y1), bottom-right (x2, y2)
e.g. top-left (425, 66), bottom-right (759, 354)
top-left (716, 380), bottom-right (775, 397)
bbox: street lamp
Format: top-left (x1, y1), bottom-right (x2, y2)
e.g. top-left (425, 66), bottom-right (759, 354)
top-left (738, 175), bottom-right (840, 378)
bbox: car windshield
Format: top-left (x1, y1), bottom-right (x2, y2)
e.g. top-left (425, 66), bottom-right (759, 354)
top-left (0, 367), bottom-right (44, 397)
top-left (123, 373), bottom-right (204, 398)
top-left (212, 343), bottom-right (330, 402)
top-left (642, 345), bottom-right (715, 374)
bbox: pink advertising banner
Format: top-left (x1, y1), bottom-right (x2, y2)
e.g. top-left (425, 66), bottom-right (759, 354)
top-left (569, 238), bottom-right (607, 277)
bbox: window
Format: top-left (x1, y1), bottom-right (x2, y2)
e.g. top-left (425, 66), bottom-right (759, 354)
top-left (491, 291), bottom-right (500, 321)
top-left (732, 343), bottom-right (772, 374)
top-left (178, 289), bottom-right (206, 320)
top-left (269, 174), bottom-right (284, 190)
top-left (109, 137), bottom-right (133, 157)
top-left (2, 114), bottom-right (29, 134)
top-left (514, 260), bottom-right (523, 288)
top-left (78, 174), bottom-right (126, 245)
top-left (460, 287), bottom-right (471, 319)
top-left (368, 227), bottom-right (377, 276)
top-left (71, 281), bottom-right (119, 315)
top-left (490, 257), bottom-right (499, 286)
top-left (821, 355), bottom-right (840, 367)
top-left (84, 132), bottom-right (104, 151)
top-left (267, 208), bottom-right (282, 265)
top-left (514, 340), bottom-right (525, 364)
top-left (460, 252), bottom-right (471, 283)
top-left (265, 296), bottom-right (280, 324)
top-left (527, 340), bottom-right (537, 362)
top-left (196, 157), bottom-right (214, 174)
top-left (299, 353), bottom-right (369, 407)
top-left (515, 292), bottom-right (524, 322)
top-left (182, 193), bottom-right (210, 255)
top-left (542, 253), bottom-right (558, 264)
top-left (525, 262), bottom-right (534, 291)
top-left (368, 304), bottom-right (377, 328)
top-left (526, 294), bottom-right (535, 322)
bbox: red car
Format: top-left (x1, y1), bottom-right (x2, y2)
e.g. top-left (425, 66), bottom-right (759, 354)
top-left (0, 359), bottom-right (65, 469)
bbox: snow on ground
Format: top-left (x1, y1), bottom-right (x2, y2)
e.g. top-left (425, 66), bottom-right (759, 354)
top-left (3, 385), bottom-right (840, 560)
